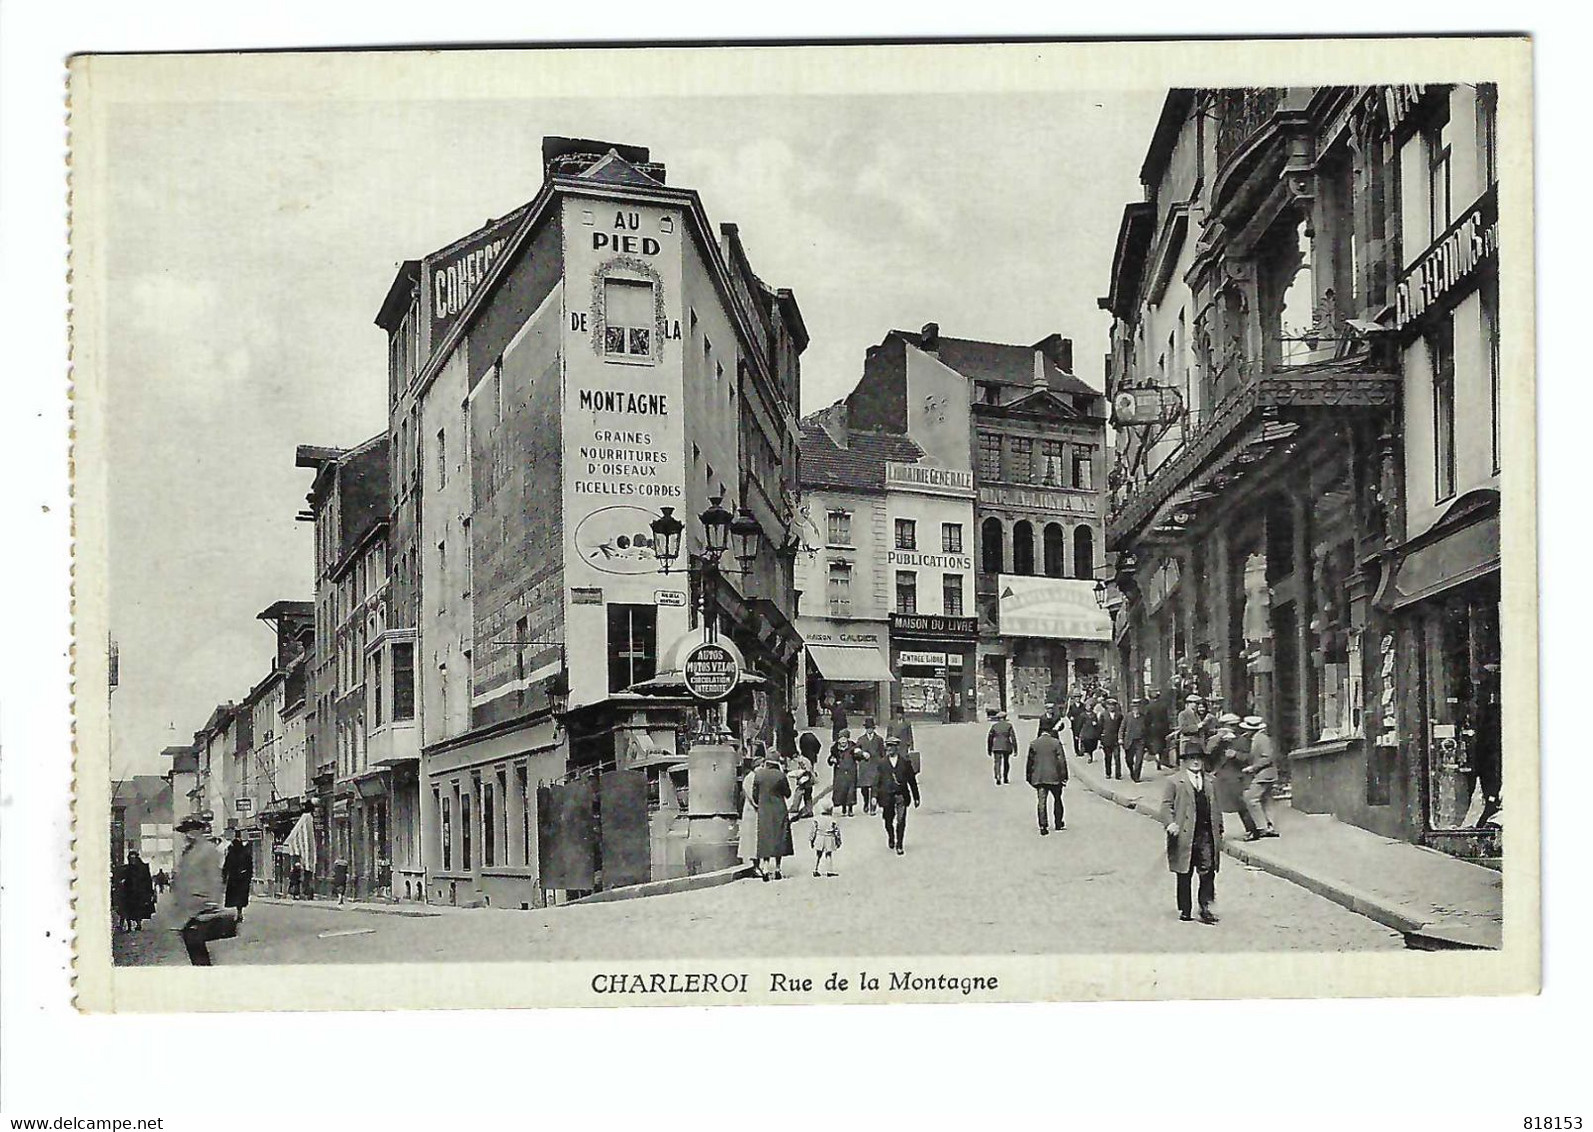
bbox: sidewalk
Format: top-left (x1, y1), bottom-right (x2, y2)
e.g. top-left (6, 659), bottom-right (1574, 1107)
top-left (252, 895), bottom-right (459, 917)
top-left (1065, 750), bottom-right (1503, 949)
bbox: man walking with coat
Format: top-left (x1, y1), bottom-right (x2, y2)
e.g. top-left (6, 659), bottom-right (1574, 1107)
top-left (1025, 720), bottom-right (1068, 835)
top-left (987, 711), bottom-right (1018, 785)
top-left (223, 831), bottom-right (253, 924)
top-left (1239, 715), bottom-right (1280, 838)
top-left (855, 717), bottom-right (886, 815)
top-left (1098, 697), bottom-right (1126, 779)
top-left (1160, 745), bottom-right (1224, 923)
top-left (1122, 698), bottom-right (1149, 782)
top-left (876, 736), bottom-right (921, 855)
top-left (172, 815), bottom-right (225, 965)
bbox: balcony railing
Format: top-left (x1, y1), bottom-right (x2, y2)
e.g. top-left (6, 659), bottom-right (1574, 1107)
top-left (1214, 87), bottom-right (1285, 170)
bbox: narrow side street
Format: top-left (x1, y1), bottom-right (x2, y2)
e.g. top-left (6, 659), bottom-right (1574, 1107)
top-left (116, 723), bottom-right (1402, 965)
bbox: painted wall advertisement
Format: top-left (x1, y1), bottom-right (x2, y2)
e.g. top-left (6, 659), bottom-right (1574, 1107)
top-left (562, 197), bottom-right (689, 708)
top-left (997, 575), bottom-right (1113, 641)
top-left (425, 209), bottom-right (526, 349)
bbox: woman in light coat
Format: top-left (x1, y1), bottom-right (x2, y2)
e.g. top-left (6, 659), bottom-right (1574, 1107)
top-left (738, 762), bottom-right (761, 873)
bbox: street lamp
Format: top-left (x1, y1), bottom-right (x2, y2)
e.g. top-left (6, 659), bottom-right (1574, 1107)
top-left (700, 495), bottom-right (734, 561)
top-left (730, 507), bottom-right (761, 572)
top-left (650, 507), bottom-right (685, 572)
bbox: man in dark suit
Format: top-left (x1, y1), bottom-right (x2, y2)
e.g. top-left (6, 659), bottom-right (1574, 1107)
top-left (1098, 697), bottom-right (1126, 779)
top-left (1122, 698), bottom-right (1148, 782)
top-left (876, 736), bottom-right (920, 855)
top-left (1025, 720), bottom-right (1068, 835)
top-left (1160, 745), bottom-right (1224, 923)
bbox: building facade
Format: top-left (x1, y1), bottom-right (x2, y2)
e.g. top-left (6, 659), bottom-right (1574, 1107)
top-left (300, 436), bottom-right (411, 898)
top-left (829, 325), bottom-right (1109, 720)
top-left (1103, 86), bottom-right (1502, 862)
top-left (111, 775), bottom-right (174, 877)
top-left (793, 420), bottom-right (919, 728)
top-left (1378, 83), bottom-right (1502, 861)
top-left (372, 137), bottom-right (807, 907)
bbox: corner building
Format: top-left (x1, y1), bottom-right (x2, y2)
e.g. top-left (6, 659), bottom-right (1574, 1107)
top-left (376, 139), bottom-right (806, 907)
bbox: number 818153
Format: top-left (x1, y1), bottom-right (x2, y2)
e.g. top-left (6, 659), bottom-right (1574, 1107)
top-left (1525, 1119), bottom-right (1582, 1129)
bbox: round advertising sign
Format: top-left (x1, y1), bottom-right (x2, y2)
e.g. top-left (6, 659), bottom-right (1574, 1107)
top-left (682, 641), bottom-right (740, 702)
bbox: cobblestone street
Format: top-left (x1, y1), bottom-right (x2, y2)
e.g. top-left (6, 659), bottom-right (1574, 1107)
top-left (116, 723), bottom-right (1402, 966)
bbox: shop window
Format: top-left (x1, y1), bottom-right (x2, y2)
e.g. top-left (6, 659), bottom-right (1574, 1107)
top-left (1008, 436), bottom-right (1032, 483)
top-left (1072, 448), bottom-right (1095, 490)
top-left (1073, 526), bottom-right (1094, 580)
top-left (441, 793), bottom-right (452, 871)
top-left (826, 510), bottom-right (852, 546)
top-left (603, 278), bottom-right (655, 359)
top-left (827, 562), bottom-right (852, 617)
top-left (1421, 583), bottom-right (1502, 831)
top-left (941, 523), bottom-right (963, 554)
top-left (481, 778), bottom-right (495, 868)
top-left (461, 789), bottom-right (472, 870)
top-left (517, 765), bottom-right (531, 867)
top-left (980, 517), bottom-right (1005, 575)
top-left (498, 769), bottom-right (510, 867)
top-left (894, 519), bottom-right (917, 551)
top-left (607, 604), bottom-right (658, 693)
top-left (977, 432), bottom-right (1002, 481)
top-left (1430, 317), bottom-right (1457, 501)
top-left (1012, 521), bottom-right (1035, 576)
top-left (942, 574), bottom-right (964, 617)
top-left (1040, 441), bottom-right (1065, 487)
top-left (1044, 523), bottom-right (1065, 578)
top-left (895, 571), bottom-right (918, 615)
top-left (391, 642), bottom-right (415, 720)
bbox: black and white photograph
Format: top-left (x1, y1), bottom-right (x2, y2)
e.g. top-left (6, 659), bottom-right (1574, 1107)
top-left (63, 37), bottom-right (1536, 1013)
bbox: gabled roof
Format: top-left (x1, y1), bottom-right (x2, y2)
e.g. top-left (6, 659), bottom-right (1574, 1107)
top-left (576, 150), bottom-right (666, 188)
top-left (1000, 388), bottom-right (1087, 420)
top-left (892, 330), bottom-right (1100, 399)
top-left (798, 421), bottom-right (924, 493)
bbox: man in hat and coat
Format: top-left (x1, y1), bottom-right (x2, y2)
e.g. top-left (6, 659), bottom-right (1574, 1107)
top-left (1176, 694), bottom-right (1214, 761)
top-left (1208, 713), bottom-right (1259, 838)
top-left (223, 830), bottom-right (253, 924)
top-left (1122, 698), bottom-right (1149, 782)
top-left (1239, 716), bottom-right (1280, 838)
top-left (750, 752), bottom-right (794, 880)
top-left (172, 815), bottom-right (225, 964)
top-left (875, 736), bottom-right (921, 855)
top-left (1098, 697), bottom-right (1126, 779)
top-left (987, 711), bottom-right (1018, 785)
top-left (1160, 744), bottom-right (1224, 923)
top-left (854, 716), bottom-right (886, 815)
top-left (1025, 719), bottom-right (1068, 835)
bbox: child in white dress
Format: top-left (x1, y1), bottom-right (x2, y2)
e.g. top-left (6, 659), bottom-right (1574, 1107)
top-left (809, 803), bottom-right (842, 877)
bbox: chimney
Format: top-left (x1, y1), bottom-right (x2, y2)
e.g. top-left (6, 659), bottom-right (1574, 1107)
top-left (1033, 333), bottom-right (1074, 374)
top-left (920, 323), bottom-right (939, 351)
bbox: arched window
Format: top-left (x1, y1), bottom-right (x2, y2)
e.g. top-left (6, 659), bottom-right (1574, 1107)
top-left (981, 517), bottom-right (1005, 576)
top-left (1012, 520), bottom-right (1035, 576)
top-left (1043, 523), bottom-right (1066, 578)
top-left (1073, 526), bottom-right (1095, 581)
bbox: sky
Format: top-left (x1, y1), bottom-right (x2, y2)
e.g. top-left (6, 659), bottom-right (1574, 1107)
top-left (105, 76), bottom-right (1166, 778)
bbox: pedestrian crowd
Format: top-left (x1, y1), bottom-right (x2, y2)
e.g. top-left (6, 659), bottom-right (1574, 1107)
top-left (986, 685), bottom-right (1283, 927)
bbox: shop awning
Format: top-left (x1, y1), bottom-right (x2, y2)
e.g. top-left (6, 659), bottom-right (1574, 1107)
top-left (807, 643), bottom-right (894, 683)
top-left (1380, 492), bottom-right (1500, 611)
top-left (282, 813), bottom-right (316, 872)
